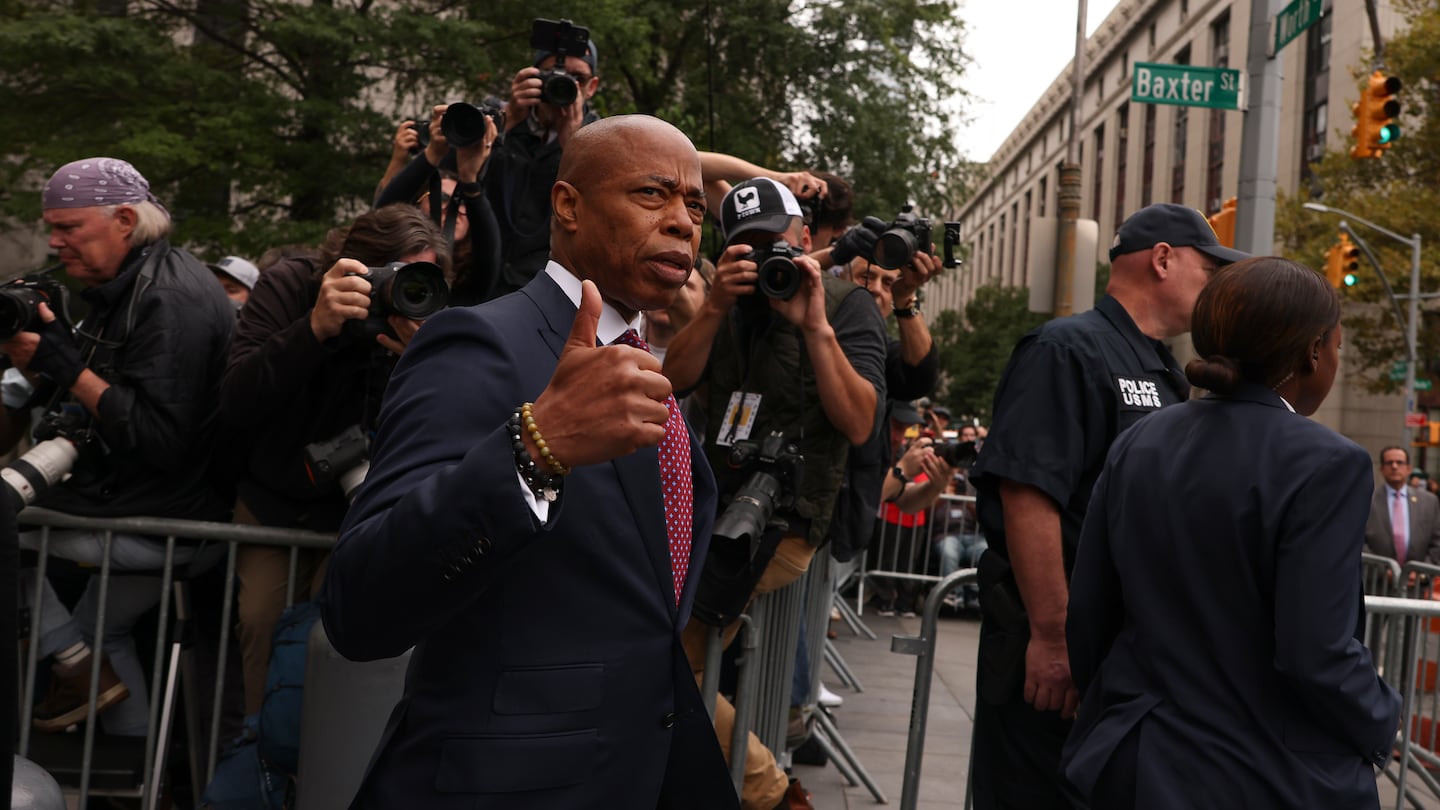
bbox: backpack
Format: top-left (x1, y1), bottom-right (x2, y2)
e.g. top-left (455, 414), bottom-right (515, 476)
top-left (201, 600), bottom-right (320, 809)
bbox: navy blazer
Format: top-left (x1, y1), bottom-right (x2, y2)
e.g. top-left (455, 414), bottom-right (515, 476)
top-left (323, 272), bottom-right (737, 809)
top-left (1063, 382), bottom-right (1400, 809)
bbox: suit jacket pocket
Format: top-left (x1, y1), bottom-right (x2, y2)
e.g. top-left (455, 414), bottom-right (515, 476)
top-left (493, 663), bottom-right (605, 715)
top-left (435, 729), bottom-right (598, 793)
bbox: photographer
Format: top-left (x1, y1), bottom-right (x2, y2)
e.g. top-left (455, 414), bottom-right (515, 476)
top-left (218, 205), bottom-right (450, 722)
top-left (375, 103), bottom-right (503, 306)
top-left (484, 20), bottom-right (601, 295)
top-left (2, 157), bottom-right (234, 735)
top-left (665, 178), bottom-right (886, 810)
top-left (868, 403), bottom-right (952, 616)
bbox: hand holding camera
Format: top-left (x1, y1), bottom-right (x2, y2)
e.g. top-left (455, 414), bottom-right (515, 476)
top-left (891, 246), bottom-right (941, 307)
top-left (765, 251), bottom-right (826, 332)
top-left (708, 244), bottom-right (761, 314)
top-left (311, 259), bottom-right (375, 343)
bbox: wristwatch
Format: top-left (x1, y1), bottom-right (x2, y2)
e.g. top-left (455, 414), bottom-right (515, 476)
top-left (893, 300), bottom-right (921, 319)
top-left (891, 464), bottom-right (908, 484)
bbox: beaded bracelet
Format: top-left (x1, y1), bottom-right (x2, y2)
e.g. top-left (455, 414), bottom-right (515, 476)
top-left (508, 406), bottom-right (561, 502)
top-left (520, 402), bottom-right (570, 476)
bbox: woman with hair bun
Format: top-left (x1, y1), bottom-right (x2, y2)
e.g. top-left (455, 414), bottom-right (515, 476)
top-left (1060, 256), bottom-right (1400, 809)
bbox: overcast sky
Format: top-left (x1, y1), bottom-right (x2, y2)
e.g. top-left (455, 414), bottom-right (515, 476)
top-left (954, 0), bottom-right (1122, 162)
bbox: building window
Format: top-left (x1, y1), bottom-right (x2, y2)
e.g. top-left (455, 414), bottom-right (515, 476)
top-left (1180, 0), bottom-right (1189, 21)
top-left (1115, 105), bottom-right (1129, 226)
top-left (987, 223), bottom-right (996, 279)
top-left (1301, 2), bottom-right (1334, 187)
top-left (1092, 123), bottom-right (1105, 219)
top-left (1148, 21), bottom-right (1157, 54)
top-left (1009, 202), bottom-right (1019, 284)
top-left (1022, 190), bottom-right (1032, 284)
top-left (1171, 45), bottom-right (1191, 204)
top-left (1206, 12), bottom-right (1230, 212)
top-left (1142, 105), bottom-right (1156, 206)
top-left (1039, 177), bottom-right (1048, 218)
top-left (997, 214), bottom-right (1006, 283)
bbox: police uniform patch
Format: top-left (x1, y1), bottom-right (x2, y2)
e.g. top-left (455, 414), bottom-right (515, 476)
top-left (1114, 375), bottom-right (1165, 410)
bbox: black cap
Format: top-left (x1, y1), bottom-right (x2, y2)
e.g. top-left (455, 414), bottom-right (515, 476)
top-left (1108, 203), bottom-right (1250, 264)
top-left (889, 400), bottom-right (926, 426)
top-left (721, 178), bottom-right (804, 247)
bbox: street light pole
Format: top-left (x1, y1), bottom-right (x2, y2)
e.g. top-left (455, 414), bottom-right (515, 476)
top-left (1304, 201), bottom-right (1422, 447)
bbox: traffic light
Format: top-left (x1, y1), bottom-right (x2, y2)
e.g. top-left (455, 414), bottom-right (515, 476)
top-left (1324, 233), bottom-right (1360, 289)
top-left (1207, 198), bottom-right (1236, 249)
top-left (1350, 71), bottom-right (1402, 159)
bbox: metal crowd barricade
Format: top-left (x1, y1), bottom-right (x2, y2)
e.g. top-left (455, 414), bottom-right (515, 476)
top-left (857, 492), bottom-right (975, 616)
top-left (14, 507), bottom-right (335, 810)
top-left (890, 565), bottom-right (1440, 810)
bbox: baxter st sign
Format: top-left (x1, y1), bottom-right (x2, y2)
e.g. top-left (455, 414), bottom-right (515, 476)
top-left (1131, 62), bottom-right (1244, 111)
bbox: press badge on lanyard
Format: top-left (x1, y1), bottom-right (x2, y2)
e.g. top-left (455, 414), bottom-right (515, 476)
top-left (716, 391), bottom-right (762, 447)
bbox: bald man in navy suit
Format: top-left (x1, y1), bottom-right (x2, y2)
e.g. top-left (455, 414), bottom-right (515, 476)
top-left (323, 115), bottom-right (736, 809)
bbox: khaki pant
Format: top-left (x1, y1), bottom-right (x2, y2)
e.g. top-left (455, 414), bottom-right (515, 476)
top-left (234, 500), bottom-right (329, 716)
top-left (682, 535), bottom-right (817, 810)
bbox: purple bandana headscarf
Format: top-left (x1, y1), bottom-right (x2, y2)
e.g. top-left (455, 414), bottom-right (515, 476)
top-left (42, 157), bottom-right (166, 213)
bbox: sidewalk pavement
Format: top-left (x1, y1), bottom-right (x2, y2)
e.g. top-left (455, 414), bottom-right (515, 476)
top-left (791, 609), bottom-right (979, 809)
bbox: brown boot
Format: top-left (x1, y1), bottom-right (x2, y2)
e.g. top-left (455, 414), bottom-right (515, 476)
top-left (773, 778), bottom-right (814, 810)
top-left (32, 651), bottom-right (130, 732)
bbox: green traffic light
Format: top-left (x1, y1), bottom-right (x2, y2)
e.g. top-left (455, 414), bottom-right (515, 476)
top-left (1380, 124), bottom-right (1400, 145)
top-left (1344, 273), bottom-right (1358, 287)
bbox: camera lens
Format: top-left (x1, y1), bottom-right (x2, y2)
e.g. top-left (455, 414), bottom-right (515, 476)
top-left (378, 262), bottom-right (450, 320)
top-left (440, 103), bottom-right (488, 148)
top-left (540, 71), bottom-right (579, 107)
top-left (875, 229), bottom-right (918, 270)
top-left (0, 288), bottom-right (41, 342)
top-left (756, 255), bottom-right (801, 300)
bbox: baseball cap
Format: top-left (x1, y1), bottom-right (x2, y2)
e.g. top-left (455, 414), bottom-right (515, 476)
top-left (1108, 203), bottom-right (1250, 264)
top-left (534, 38), bottom-right (599, 74)
top-left (889, 400), bottom-right (926, 426)
top-left (721, 178), bottom-right (804, 248)
top-left (209, 256), bottom-right (260, 290)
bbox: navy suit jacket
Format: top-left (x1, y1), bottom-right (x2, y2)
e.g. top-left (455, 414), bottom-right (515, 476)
top-left (1063, 383), bottom-right (1400, 809)
top-left (323, 272), bottom-right (737, 809)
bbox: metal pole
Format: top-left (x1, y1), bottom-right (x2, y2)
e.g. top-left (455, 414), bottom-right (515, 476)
top-left (1056, 0), bottom-right (1087, 317)
top-left (1235, 0), bottom-right (1286, 254)
top-left (1408, 235), bottom-right (1422, 444)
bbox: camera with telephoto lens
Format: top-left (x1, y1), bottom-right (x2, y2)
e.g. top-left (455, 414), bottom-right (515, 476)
top-left (741, 240), bottom-right (806, 301)
top-left (874, 205), bottom-right (933, 270)
top-left (1, 406), bottom-right (91, 511)
top-left (303, 425), bottom-right (370, 501)
top-left (0, 273), bottom-right (69, 343)
top-left (531, 18), bottom-right (591, 107)
top-left (344, 261), bottom-right (450, 342)
top-left (692, 432), bottom-right (805, 627)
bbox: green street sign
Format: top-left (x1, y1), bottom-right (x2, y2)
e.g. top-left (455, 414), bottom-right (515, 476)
top-left (1132, 62), bottom-right (1244, 111)
top-left (1271, 0), bottom-right (1323, 57)
top-left (1418, 379), bottom-right (1434, 392)
top-left (1392, 361), bottom-right (1409, 382)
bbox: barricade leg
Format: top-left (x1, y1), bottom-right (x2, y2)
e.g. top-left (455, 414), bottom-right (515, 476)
top-left (823, 640), bottom-right (864, 693)
top-left (812, 705), bottom-right (886, 802)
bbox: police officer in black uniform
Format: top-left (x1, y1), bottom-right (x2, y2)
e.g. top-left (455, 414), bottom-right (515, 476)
top-left (968, 203), bottom-right (1249, 809)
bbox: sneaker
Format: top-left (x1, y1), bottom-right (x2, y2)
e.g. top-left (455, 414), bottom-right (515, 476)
top-left (942, 592), bottom-right (962, 611)
top-left (33, 651), bottom-right (130, 732)
top-left (901, 609), bottom-right (918, 619)
top-left (817, 684), bottom-right (844, 708)
top-left (773, 778), bottom-right (815, 810)
top-left (876, 600), bottom-right (896, 617)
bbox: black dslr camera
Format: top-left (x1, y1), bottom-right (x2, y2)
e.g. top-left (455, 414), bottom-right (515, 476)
top-left (0, 272), bottom-right (69, 342)
top-left (874, 205), bottom-right (933, 270)
top-left (531, 18), bottom-right (591, 107)
top-left (692, 432), bottom-right (805, 627)
top-left (410, 102), bottom-right (504, 151)
top-left (344, 261), bottom-right (450, 341)
top-left (933, 439), bottom-right (979, 468)
top-left (741, 241), bottom-right (805, 301)
top-left (303, 424), bottom-right (370, 501)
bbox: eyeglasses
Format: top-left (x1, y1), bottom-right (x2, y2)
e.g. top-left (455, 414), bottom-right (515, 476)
top-left (1383, 459), bottom-right (1410, 466)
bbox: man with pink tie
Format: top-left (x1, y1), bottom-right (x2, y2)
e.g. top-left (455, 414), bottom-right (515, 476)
top-left (1365, 446), bottom-right (1440, 565)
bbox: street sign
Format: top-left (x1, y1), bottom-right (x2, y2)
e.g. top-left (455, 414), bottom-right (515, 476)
top-left (1392, 361), bottom-right (1408, 382)
top-left (1418, 379), bottom-right (1434, 392)
top-left (1408, 412), bottom-right (1428, 428)
top-left (1132, 62), bottom-right (1244, 111)
top-left (1271, 0), bottom-right (1323, 57)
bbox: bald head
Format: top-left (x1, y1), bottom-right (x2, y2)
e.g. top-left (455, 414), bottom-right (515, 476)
top-left (548, 114), bottom-right (706, 320)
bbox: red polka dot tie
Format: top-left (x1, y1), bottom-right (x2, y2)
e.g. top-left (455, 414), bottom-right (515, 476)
top-left (617, 330), bottom-right (692, 605)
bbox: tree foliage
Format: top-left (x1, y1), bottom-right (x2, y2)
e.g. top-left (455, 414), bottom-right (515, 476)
top-left (930, 283), bottom-right (1047, 422)
top-left (0, 0), bottom-right (969, 267)
top-left (1274, 0), bottom-right (1440, 392)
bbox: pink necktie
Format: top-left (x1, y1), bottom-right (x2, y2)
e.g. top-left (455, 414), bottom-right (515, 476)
top-left (1394, 490), bottom-right (1408, 564)
top-left (616, 330), bottom-right (692, 605)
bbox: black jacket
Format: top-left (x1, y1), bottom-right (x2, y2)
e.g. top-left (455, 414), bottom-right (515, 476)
top-left (219, 257), bottom-right (393, 532)
top-left (37, 240), bottom-right (234, 521)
